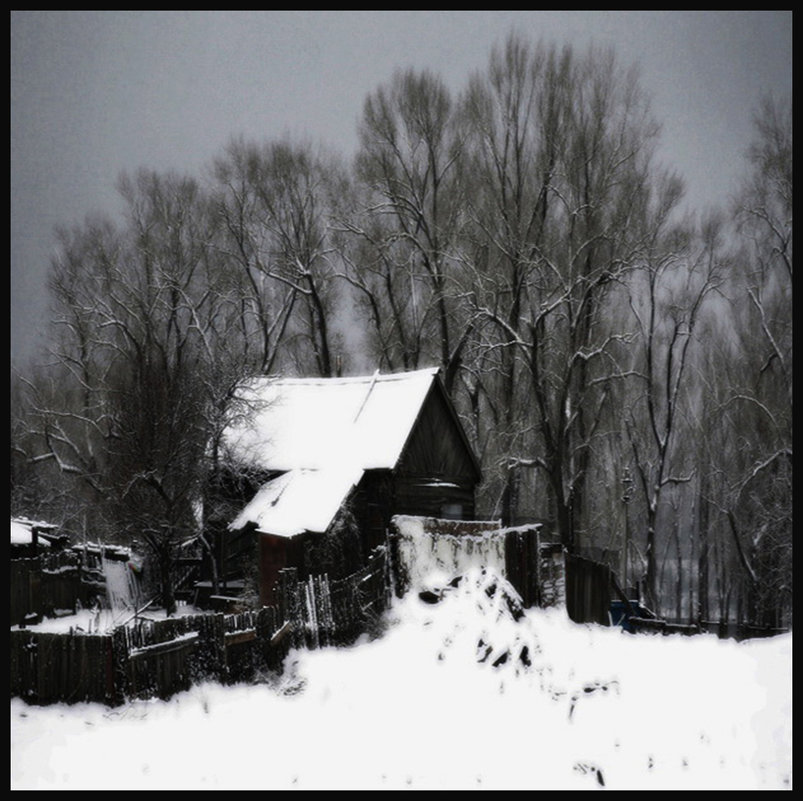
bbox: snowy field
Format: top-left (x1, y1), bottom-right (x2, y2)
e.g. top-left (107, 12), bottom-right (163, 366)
top-left (10, 570), bottom-right (791, 790)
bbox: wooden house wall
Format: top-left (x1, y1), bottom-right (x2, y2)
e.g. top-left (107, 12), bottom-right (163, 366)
top-left (396, 383), bottom-right (480, 486)
top-left (349, 383), bottom-right (481, 555)
top-left (391, 479), bottom-right (476, 520)
top-left (202, 466), bottom-right (278, 586)
top-left (351, 471), bottom-right (395, 554)
top-left (392, 382), bottom-right (478, 522)
top-left (257, 528), bottom-right (365, 605)
top-left (258, 533), bottom-right (289, 606)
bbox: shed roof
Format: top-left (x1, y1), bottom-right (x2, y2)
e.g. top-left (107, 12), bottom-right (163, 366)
top-left (229, 466), bottom-right (364, 538)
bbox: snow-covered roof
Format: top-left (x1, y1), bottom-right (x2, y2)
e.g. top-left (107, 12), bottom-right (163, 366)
top-left (224, 368), bottom-right (440, 538)
top-left (11, 517), bottom-right (55, 547)
top-left (223, 367), bottom-right (440, 473)
top-left (230, 466), bottom-right (364, 539)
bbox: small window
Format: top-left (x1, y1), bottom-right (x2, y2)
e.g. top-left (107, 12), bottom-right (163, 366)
top-left (440, 503), bottom-right (463, 521)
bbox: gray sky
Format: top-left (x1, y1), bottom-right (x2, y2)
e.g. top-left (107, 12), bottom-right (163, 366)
top-left (10, 11), bottom-right (792, 364)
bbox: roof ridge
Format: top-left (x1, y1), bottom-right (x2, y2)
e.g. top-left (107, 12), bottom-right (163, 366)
top-left (261, 366), bottom-right (439, 386)
top-left (353, 369), bottom-right (381, 423)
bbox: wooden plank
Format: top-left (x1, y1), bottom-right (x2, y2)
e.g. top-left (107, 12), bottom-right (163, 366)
top-left (269, 620), bottom-right (292, 646)
top-left (224, 629), bottom-right (257, 647)
top-left (128, 633), bottom-right (199, 660)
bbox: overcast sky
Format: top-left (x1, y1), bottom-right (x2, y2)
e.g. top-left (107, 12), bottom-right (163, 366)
top-left (10, 10), bottom-right (792, 364)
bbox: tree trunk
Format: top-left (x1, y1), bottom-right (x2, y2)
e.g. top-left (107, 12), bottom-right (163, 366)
top-left (697, 485), bottom-right (710, 623)
top-left (159, 547), bottom-right (176, 617)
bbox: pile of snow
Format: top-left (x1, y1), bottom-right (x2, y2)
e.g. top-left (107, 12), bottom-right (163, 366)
top-left (11, 568), bottom-right (791, 790)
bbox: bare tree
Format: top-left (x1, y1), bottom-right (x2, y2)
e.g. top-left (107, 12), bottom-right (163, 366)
top-left (213, 137), bottom-right (346, 377)
top-left (624, 214), bottom-right (724, 611)
top-left (458, 36), bottom-right (563, 524)
top-left (347, 68), bottom-right (466, 387)
top-left (461, 37), bottom-right (672, 547)
top-left (708, 95), bottom-right (793, 627)
top-left (26, 170), bottom-right (258, 613)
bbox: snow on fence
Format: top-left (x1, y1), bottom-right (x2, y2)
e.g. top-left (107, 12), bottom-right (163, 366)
top-left (10, 547), bottom-right (389, 707)
top-left (389, 515), bottom-right (614, 625)
top-left (390, 515), bottom-right (552, 609)
top-left (390, 516), bottom-right (509, 593)
top-left (102, 555), bottom-right (141, 614)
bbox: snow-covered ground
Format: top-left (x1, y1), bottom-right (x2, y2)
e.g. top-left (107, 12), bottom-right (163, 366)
top-left (10, 569), bottom-right (791, 790)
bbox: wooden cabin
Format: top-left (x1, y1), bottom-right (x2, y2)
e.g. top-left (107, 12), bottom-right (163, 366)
top-left (210, 368), bottom-right (481, 605)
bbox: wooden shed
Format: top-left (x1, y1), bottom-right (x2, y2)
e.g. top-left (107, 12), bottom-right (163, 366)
top-left (213, 368), bottom-right (481, 604)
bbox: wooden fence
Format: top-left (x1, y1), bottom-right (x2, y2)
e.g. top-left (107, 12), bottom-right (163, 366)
top-left (9, 550), bottom-right (120, 627)
top-left (10, 557), bottom-right (86, 626)
top-left (10, 547), bottom-right (389, 707)
top-left (280, 547), bottom-right (390, 649)
top-left (504, 526), bottom-right (545, 608)
top-left (565, 553), bottom-right (613, 626)
top-left (10, 629), bottom-right (117, 705)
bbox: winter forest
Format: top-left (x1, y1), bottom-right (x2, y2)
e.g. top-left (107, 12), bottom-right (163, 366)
top-left (10, 35), bottom-right (792, 629)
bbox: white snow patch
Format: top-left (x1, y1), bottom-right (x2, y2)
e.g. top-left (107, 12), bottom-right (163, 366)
top-left (102, 557), bottom-right (141, 613)
top-left (11, 518), bottom-right (52, 546)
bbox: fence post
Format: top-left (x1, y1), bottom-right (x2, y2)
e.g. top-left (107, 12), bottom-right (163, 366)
top-left (110, 626), bottom-right (130, 704)
top-left (386, 527), bottom-right (408, 598)
top-left (278, 568), bottom-right (301, 648)
top-left (196, 613), bottom-right (226, 682)
top-left (304, 575), bottom-right (319, 650)
top-left (532, 527), bottom-right (542, 608)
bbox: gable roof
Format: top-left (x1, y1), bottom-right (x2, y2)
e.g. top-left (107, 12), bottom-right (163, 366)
top-left (222, 367), bottom-right (441, 474)
top-left (223, 367), bottom-right (478, 539)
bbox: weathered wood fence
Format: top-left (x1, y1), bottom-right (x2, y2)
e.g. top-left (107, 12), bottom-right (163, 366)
top-left (10, 547), bottom-right (389, 707)
top-left (565, 553), bottom-right (614, 626)
top-left (631, 618), bottom-right (788, 640)
top-left (280, 547), bottom-right (390, 649)
top-left (10, 549), bottom-right (121, 627)
top-left (10, 556), bottom-right (85, 626)
top-left (10, 629), bottom-right (116, 705)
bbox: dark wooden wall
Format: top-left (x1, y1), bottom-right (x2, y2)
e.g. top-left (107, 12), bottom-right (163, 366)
top-left (258, 533), bottom-right (288, 606)
top-left (396, 382), bottom-right (480, 487)
top-left (351, 382), bottom-right (481, 558)
top-left (392, 381), bottom-right (479, 521)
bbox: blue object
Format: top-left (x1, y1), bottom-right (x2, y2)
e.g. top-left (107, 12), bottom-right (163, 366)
top-left (610, 600), bottom-right (656, 632)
